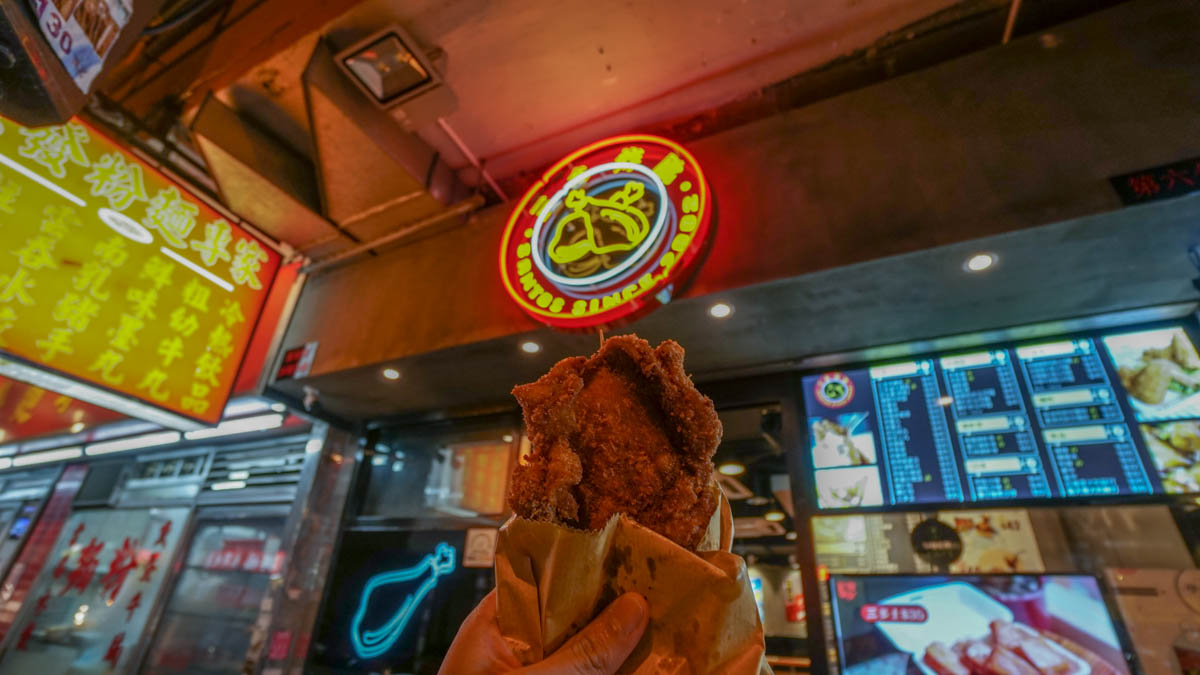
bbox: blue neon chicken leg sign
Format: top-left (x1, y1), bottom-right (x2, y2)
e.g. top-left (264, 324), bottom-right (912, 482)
top-left (350, 542), bottom-right (457, 659)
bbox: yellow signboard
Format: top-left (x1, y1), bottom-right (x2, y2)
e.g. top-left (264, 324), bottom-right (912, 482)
top-left (0, 117), bottom-right (281, 428)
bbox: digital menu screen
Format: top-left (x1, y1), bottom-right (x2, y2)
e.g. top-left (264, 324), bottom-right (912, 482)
top-left (805, 322), bottom-right (1200, 509)
top-left (828, 574), bottom-right (1133, 674)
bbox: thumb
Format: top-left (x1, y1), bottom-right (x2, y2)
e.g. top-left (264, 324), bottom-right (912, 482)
top-left (522, 592), bottom-right (649, 675)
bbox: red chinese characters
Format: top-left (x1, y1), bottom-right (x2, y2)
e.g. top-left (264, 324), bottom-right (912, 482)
top-left (60, 538), bottom-right (103, 596)
top-left (859, 603), bottom-right (929, 624)
top-left (103, 632), bottom-right (124, 668)
top-left (154, 520), bottom-right (171, 548)
top-left (125, 591), bottom-right (141, 622)
top-left (140, 552), bottom-right (159, 582)
top-left (67, 522), bottom-right (84, 547)
top-left (99, 537), bottom-right (138, 603)
top-left (15, 622), bottom-right (33, 650)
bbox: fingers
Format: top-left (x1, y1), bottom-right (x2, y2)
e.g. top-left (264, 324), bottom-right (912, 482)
top-left (522, 592), bottom-right (649, 675)
top-left (438, 591), bottom-right (522, 675)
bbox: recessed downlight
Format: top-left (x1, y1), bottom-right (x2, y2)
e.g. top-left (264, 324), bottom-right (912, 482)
top-left (785, 531), bottom-right (798, 541)
top-left (521, 341), bottom-right (542, 354)
top-left (717, 461), bottom-right (745, 476)
top-left (964, 252), bottom-right (997, 273)
top-left (764, 510), bottom-right (786, 522)
top-left (382, 367), bottom-right (401, 380)
top-left (708, 302), bottom-right (733, 319)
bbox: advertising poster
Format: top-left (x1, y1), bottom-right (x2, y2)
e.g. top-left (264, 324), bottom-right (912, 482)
top-left (1106, 568), bottom-right (1200, 675)
top-left (917, 509), bottom-right (1045, 574)
top-left (814, 510), bottom-right (1045, 576)
top-left (830, 574), bottom-right (1131, 675)
top-left (28, 0), bottom-right (133, 92)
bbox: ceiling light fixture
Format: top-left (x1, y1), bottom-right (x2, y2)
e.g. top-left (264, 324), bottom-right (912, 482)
top-left (708, 302), bottom-right (733, 319)
top-left (183, 414), bottom-right (284, 441)
top-left (382, 367), bottom-right (401, 380)
top-left (785, 531), bottom-right (798, 541)
top-left (13, 446), bottom-right (83, 467)
top-left (85, 431), bottom-right (181, 456)
top-left (337, 26), bottom-right (442, 108)
top-left (521, 341), bottom-right (541, 354)
top-left (964, 252), bottom-right (997, 273)
top-left (764, 510), bottom-right (786, 522)
top-left (746, 496), bottom-right (769, 506)
top-left (69, 422), bottom-right (85, 433)
top-left (210, 480), bottom-right (247, 491)
top-left (718, 461), bottom-right (746, 476)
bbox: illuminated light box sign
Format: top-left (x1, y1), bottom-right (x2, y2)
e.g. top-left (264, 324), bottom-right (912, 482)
top-left (350, 542), bottom-right (456, 659)
top-left (0, 117), bottom-right (281, 429)
top-left (310, 530), bottom-right (489, 671)
top-left (499, 135), bottom-right (712, 330)
top-left (0, 375), bottom-right (125, 443)
top-left (804, 321), bottom-right (1200, 511)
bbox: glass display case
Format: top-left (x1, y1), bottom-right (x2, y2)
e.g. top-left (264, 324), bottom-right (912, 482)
top-left (138, 507), bottom-right (287, 674)
top-left (0, 506), bottom-right (189, 674)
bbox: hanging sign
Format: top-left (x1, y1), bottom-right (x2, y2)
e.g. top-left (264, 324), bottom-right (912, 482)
top-left (499, 135), bottom-right (712, 330)
top-left (0, 117), bottom-right (281, 429)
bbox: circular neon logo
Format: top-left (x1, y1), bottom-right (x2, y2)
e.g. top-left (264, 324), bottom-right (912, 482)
top-left (500, 135), bottom-right (712, 330)
top-left (814, 373), bottom-right (855, 408)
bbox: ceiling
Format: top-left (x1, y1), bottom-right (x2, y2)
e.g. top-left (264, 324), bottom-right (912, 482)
top-left (93, 0), bottom-right (1130, 261)
top-left (216, 0), bottom-right (973, 186)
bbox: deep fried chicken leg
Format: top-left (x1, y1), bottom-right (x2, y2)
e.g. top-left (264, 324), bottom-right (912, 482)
top-left (508, 336), bottom-right (721, 549)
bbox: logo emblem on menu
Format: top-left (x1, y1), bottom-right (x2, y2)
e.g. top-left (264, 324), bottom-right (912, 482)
top-left (499, 135), bottom-right (712, 331)
top-left (814, 372), bottom-right (855, 408)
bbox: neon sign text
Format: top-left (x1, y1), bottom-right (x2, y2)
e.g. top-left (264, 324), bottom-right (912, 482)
top-left (500, 135), bottom-right (712, 330)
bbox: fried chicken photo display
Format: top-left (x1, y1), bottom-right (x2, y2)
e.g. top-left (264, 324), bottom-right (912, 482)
top-left (493, 336), bottom-right (771, 674)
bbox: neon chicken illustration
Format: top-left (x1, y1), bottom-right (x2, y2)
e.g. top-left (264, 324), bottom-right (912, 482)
top-left (350, 542), bottom-right (456, 659)
top-left (546, 180), bottom-right (654, 277)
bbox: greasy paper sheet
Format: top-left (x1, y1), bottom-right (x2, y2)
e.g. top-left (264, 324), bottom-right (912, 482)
top-left (496, 490), bottom-right (771, 674)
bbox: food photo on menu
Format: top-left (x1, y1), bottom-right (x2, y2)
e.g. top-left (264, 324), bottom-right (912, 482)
top-left (1139, 418), bottom-right (1200, 493)
top-left (829, 574), bottom-right (1132, 675)
top-left (1103, 327), bottom-right (1200, 421)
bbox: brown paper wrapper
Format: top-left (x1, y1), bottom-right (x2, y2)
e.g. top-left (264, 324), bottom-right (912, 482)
top-left (495, 487), bottom-right (772, 674)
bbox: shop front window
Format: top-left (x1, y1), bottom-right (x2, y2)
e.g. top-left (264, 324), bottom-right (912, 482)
top-left (139, 512), bottom-right (287, 674)
top-left (359, 423), bottom-right (519, 522)
top-left (0, 506), bottom-right (189, 674)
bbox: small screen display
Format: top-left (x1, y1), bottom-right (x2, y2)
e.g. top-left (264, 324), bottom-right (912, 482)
top-left (829, 574), bottom-right (1132, 674)
top-left (804, 321), bottom-right (1200, 509)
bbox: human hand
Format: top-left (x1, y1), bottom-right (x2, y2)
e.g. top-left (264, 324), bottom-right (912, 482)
top-left (439, 590), bottom-right (649, 675)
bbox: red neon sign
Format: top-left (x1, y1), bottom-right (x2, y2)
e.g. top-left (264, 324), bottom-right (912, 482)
top-left (499, 135), bottom-right (712, 330)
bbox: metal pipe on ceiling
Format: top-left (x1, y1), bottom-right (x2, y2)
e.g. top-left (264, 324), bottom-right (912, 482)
top-left (302, 195), bottom-right (485, 275)
top-left (1002, 0), bottom-right (1023, 44)
top-left (437, 118), bottom-right (508, 202)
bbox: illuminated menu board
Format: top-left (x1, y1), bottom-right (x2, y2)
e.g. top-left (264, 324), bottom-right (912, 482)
top-left (805, 323), bottom-right (1200, 509)
top-left (0, 118), bottom-right (281, 428)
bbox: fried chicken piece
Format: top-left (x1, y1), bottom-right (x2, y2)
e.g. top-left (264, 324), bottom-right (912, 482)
top-left (508, 336), bottom-right (721, 549)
